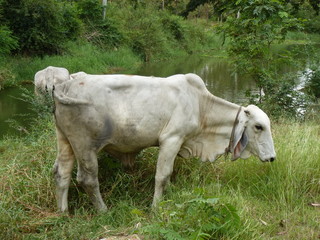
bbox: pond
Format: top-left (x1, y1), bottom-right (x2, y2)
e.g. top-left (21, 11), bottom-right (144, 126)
top-left (0, 56), bottom-right (255, 139)
top-left (0, 50), bottom-right (311, 139)
top-left (137, 55), bottom-right (255, 103)
top-left (0, 86), bottom-right (36, 139)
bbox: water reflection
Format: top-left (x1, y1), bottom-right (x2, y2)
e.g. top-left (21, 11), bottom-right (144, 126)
top-left (137, 56), bottom-right (255, 103)
top-left (0, 86), bottom-right (34, 138)
top-left (0, 51), bottom-right (312, 138)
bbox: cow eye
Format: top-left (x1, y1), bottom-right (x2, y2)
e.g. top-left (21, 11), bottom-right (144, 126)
top-left (255, 125), bottom-right (263, 131)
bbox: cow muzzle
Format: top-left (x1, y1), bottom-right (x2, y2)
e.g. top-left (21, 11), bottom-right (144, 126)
top-left (261, 156), bottom-right (276, 162)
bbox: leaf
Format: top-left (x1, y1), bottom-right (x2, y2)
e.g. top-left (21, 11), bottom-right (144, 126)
top-left (278, 11), bottom-right (289, 18)
top-left (130, 208), bottom-right (145, 217)
top-left (160, 228), bottom-right (184, 240)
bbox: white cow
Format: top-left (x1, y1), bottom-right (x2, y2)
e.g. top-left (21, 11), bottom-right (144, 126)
top-left (34, 66), bottom-right (70, 95)
top-left (52, 73), bottom-right (276, 212)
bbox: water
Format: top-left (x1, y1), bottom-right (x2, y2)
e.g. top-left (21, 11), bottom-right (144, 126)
top-left (0, 85), bottom-right (35, 138)
top-left (137, 55), bottom-right (255, 103)
top-left (0, 53), bottom-right (310, 139)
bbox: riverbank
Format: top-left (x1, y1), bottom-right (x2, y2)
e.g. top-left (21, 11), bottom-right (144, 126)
top-left (0, 44), bottom-right (142, 89)
top-left (1, 33), bottom-right (317, 89)
top-left (0, 112), bottom-right (319, 239)
top-left (0, 29), bottom-right (319, 239)
top-left (1, 30), bottom-right (319, 91)
top-left (0, 14), bottom-right (221, 90)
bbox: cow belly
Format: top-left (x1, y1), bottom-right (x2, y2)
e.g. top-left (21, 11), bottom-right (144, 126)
top-left (103, 129), bottom-right (160, 153)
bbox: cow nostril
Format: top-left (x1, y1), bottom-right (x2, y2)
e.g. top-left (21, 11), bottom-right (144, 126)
top-left (269, 157), bottom-right (275, 162)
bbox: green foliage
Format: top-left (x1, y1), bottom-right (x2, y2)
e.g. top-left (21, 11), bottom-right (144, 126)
top-left (162, 13), bottom-right (186, 41)
top-left (0, 0), bottom-right (215, 61)
top-left (295, 1), bottom-right (320, 34)
top-left (0, 58), bottom-right (16, 90)
top-left (142, 193), bottom-right (241, 239)
top-left (0, 26), bottom-right (18, 55)
top-left (84, 19), bottom-right (124, 50)
top-left (250, 77), bottom-right (309, 119)
top-left (218, 0), bottom-right (301, 63)
top-left (4, 42), bottom-right (141, 86)
top-left (216, 0), bottom-right (308, 118)
top-left (1, 0), bottom-right (81, 56)
top-left (76, 0), bottom-right (102, 23)
top-left (305, 67), bottom-right (320, 99)
top-left (0, 105), bottom-right (320, 239)
top-left (123, 7), bottom-right (172, 61)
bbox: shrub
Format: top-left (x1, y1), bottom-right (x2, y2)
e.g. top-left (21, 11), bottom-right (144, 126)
top-left (305, 67), bottom-right (320, 98)
top-left (1, 0), bottom-right (81, 56)
top-left (296, 1), bottom-right (320, 34)
top-left (0, 26), bottom-right (18, 55)
top-left (142, 192), bottom-right (241, 239)
top-left (84, 19), bottom-right (124, 50)
top-left (161, 13), bottom-right (186, 41)
top-left (122, 6), bottom-right (171, 61)
top-left (76, 0), bottom-right (103, 23)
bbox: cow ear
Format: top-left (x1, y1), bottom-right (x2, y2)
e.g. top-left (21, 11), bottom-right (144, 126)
top-left (231, 111), bottom-right (249, 160)
top-left (232, 129), bottom-right (248, 160)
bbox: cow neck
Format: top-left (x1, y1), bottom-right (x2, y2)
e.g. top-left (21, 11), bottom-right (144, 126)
top-left (200, 94), bottom-right (239, 129)
top-left (200, 94), bottom-right (241, 154)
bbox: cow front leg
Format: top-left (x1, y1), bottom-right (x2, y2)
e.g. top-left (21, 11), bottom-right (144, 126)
top-left (76, 151), bottom-right (107, 212)
top-left (152, 136), bottom-right (183, 207)
top-left (53, 129), bottom-right (75, 213)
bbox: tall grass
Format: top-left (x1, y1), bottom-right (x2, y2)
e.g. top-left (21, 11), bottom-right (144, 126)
top-left (4, 42), bottom-right (142, 85)
top-left (0, 99), bottom-right (319, 240)
top-left (0, 4), bottom-right (220, 89)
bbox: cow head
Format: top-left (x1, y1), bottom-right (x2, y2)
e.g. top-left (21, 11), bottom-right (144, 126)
top-left (34, 66), bottom-right (70, 96)
top-left (231, 105), bottom-right (276, 162)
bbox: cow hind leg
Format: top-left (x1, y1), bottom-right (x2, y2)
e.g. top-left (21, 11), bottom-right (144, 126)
top-left (75, 149), bottom-right (107, 212)
top-left (152, 136), bottom-right (183, 207)
top-left (53, 128), bottom-right (75, 212)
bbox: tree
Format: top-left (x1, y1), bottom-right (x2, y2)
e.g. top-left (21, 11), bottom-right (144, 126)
top-left (1, 0), bottom-right (81, 56)
top-left (0, 0), bottom-right (18, 56)
top-left (217, 0), bottom-right (303, 117)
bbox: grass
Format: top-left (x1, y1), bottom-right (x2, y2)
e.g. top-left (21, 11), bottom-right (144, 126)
top-left (285, 31), bottom-right (320, 44)
top-left (0, 30), bottom-right (319, 239)
top-left (0, 44), bottom-right (143, 90)
top-left (0, 100), bottom-right (319, 240)
top-left (2, 42), bottom-right (143, 86)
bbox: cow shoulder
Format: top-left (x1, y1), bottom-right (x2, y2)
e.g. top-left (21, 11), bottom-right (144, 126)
top-left (70, 71), bottom-right (87, 80)
top-left (185, 73), bottom-right (207, 92)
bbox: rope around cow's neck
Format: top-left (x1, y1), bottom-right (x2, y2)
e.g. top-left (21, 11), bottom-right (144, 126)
top-left (225, 106), bottom-right (242, 157)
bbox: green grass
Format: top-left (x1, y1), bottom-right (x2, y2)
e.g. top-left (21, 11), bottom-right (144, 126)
top-left (0, 105), bottom-right (319, 240)
top-left (285, 31), bottom-right (320, 44)
top-left (2, 42), bottom-right (142, 86)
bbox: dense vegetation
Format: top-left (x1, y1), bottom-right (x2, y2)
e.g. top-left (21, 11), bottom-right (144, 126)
top-left (0, 0), bottom-right (319, 239)
top-left (0, 98), bottom-right (319, 239)
top-left (0, 0), bottom-right (218, 89)
top-left (1, 0), bottom-right (320, 113)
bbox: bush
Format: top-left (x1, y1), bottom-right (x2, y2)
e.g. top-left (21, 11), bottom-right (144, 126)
top-left (161, 13), bottom-right (186, 41)
top-left (76, 0), bottom-right (103, 24)
top-left (142, 193), bottom-right (241, 239)
top-left (296, 1), bottom-right (320, 34)
top-left (84, 19), bottom-right (124, 50)
top-left (0, 26), bottom-right (18, 55)
top-left (1, 0), bottom-right (81, 56)
top-left (119, 6), bottom-right (172, 61)
top-left (305, 67), bottom-right (320, 98)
